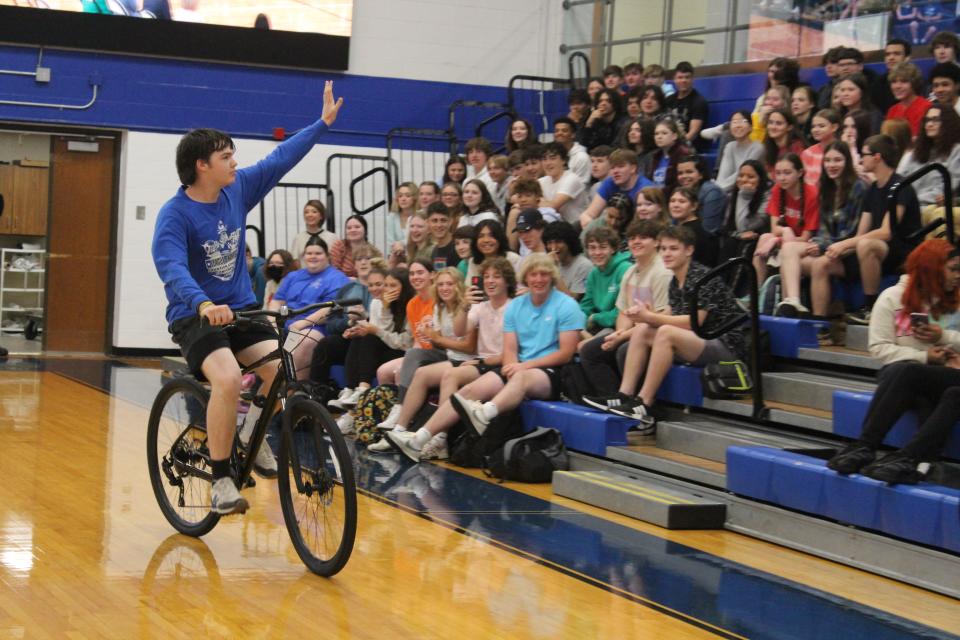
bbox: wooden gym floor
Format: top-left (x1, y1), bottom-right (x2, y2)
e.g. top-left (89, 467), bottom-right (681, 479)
top-left (0, 358), bottom-right (957, 639)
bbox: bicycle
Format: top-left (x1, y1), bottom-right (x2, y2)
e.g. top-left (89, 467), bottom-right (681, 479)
top-left (146, 299), bottom-right (360, 577)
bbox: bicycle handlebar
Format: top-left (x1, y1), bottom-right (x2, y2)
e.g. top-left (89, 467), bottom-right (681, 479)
top-left (236, 298), bottom-right (364, 321)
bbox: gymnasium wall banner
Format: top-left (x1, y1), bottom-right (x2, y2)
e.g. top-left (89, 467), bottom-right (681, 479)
top-left (0, 0), bottom-right (352, 70)
top-left (746, 0), bottom-right (958, 62)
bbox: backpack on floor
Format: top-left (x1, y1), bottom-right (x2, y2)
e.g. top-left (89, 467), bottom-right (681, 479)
top-left (558, 361), bottom-right (595, 406)
top-left (700, 360), bottom-right (753, 400)
top-left (758, 274), bottom-right (781, 316)
top-left (352, 384), bottom-right (398, 444)
top-left (448, 408), bottom-right (525, 468)
top-left (483, 427), bottom-right (570, 483)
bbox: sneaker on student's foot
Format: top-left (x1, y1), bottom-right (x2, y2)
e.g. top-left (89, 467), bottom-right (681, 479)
top-left (367, 437), bottom-right (394, 453)
top-left (210, 477), bottom-right (249, 515)
top-left (450, 392), bottom-right (490, 436)
top-left (336, 412), bottom-right (355, 435)
top-left (816, 326), bottom-right (835, 346)
top-left (582, 392), bottom-right (638, 414)
top-left (420, 434), bottom-right (449, 461)
top-left (775, 298), bottom-right (809, 318)
top-left (385, 430), bottom-right (422, 463)
top-left (328, 387), bottom-right (354, 410)
top-left (249, 440), bottom-right (278, 478)
top-left (376, 404), bottom-right (402, 430)
top-left (625, 401), bottom-right (656, 433)
top-left (844, 308), bottom-right (872, 326)
top-left (826, 442), bottom-right (875, 474)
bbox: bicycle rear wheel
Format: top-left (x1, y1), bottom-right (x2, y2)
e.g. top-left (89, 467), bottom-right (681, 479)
top-left (277, 397), bottom-right (357, 576)
top-left (147, 377), bottom-right (220, 536)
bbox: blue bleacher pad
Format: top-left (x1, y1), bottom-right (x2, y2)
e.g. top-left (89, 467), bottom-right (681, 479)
top-left (520, 400), bottom-right (632, 456)
top-left (759, 316), bottom-right (828, 358)
top-left (330, 365), bottom-right (345, 388)
top-left (833, 390), bottom-right (960, 461)
top-left (831, 275), bottom-right (899, 312)
top-left (655, 364), bottom-right (704, 407)
top-left (726, 446), bottom-right (960, 552)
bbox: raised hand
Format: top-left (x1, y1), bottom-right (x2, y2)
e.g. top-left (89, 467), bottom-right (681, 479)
top-left (321, 80), bottom-right (344, 126)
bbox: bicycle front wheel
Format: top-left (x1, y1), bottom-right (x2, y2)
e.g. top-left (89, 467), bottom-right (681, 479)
top-left (277, 397), bottom-right (357, 576)
top-left (147, 377), bottom-right (220, 536)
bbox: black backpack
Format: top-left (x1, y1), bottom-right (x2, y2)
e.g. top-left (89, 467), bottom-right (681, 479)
top-left (483, 427), bottom-right (570, 483)
top-left (700, 360), bottom-right (754, 399)
top-left (448, 408), bottom-right (525, 468)
top-left (558, 361), bottom-right (595, 406)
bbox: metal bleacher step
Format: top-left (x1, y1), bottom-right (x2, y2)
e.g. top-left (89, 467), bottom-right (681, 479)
top-left (761, 371), bottom-right (875, 412)
top-left (162, 356), bottom-right (188, 375)
top-left (796, 345), bottom-right (881, 371)
top-left (702, 396), bottom-right (834, 433)
top-left (656, 418), bottom-right (836, 463)
top-left (605, 444), bottom-right (727, 488)
top-left (553, 469), bottom-right (726, 529)
top-left (844, 324), bottom-right (870, 352)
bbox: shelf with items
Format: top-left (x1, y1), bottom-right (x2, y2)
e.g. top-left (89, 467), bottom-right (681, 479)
top-left (0, 248), bottom-right (46, 340)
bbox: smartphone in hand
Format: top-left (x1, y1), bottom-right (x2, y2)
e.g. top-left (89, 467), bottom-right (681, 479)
top-left (910, 312), bottom-right (929, 327)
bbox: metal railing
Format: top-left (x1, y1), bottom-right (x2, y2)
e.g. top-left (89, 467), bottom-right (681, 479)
top-left (385, 127), bottom-right (456, 185)
top-left (689, 256), bottom-right (767, 419)
top-left (887, 162), bottom-right (955, 245)
top-left (252, 182), bottom-right (331, 257)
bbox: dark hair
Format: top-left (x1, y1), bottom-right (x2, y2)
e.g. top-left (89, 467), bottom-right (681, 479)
top-left (463, 178), bottom-right (501, 217)
top-left (410, 257), bottom-right (435, 274)
top-left (604, 192), bottom-right (635, 235)
top-left (823, 46), bottom-right (843, 65)
top-left (819, 141), bottom-right (857, 219)
top-left (470, 219), bottom-right (510, 264)
top-left (589, 144), bottom-right (613, 158)
top-left (264, 248), bottom-right (295, 280)
top-left (453, 224), bottom-right (475, 242)
top-left (658, 224), bottom-right (696, 247)
top-left (774, 153), bottom-right (806, 226)
top-left (419, 180), bottom-right (440, 197)
top-left (254, 13), bottom-right (270, 29)
top-left (886, 37), bottom-right (911, 57)
top-left (426, 201), bottom-right (451, 217)
top-left (443, 156), bottom-right (467, 184)
top-left (676, 154), bottom-right (708, 188)
top-left (671, 186), bottom-right (700, 207)
top-left (640, 85), bottom-right (666, 116)
top-left (464, 137), bottom-right (493, 157)
top-left (522, 144), bottom-right (546, 162)
top-left (838, 46), bottom-right (864, 63)
top-left (478, 256), bottom-right (517, 297)
top-left (863, 133), bottom-right (901, 168)
top-left (385, 267), bottom-right (415, 332)
top-left (915, 104), bottom-right (960, 163)
top-left (837, 72), bottom-right (875, 114)
top-left (931, 31), bottom-right (960, 53)
top-left (674, 61), bottom-right (695, 75)
top-left (930, 62), bottom-right (960, 85)
top-left (813, 107), bottom-right (842, 129)
top-left (510, 178), bottom-right (542, 197)
top-left (602, 64), bottom-right (624, 78)
top-left (729, 108), bottom-right (753, 127)
top-left (506, 118), bottom-right (537, 153)
top-left (767, 57), bottom-right (800, 92)
top-left (542, 141), bottom-right (569, 164)
top-left (625, 218), bottom-right (664, 240)
top-left (616, 117), bottom-right (655, 155)
top-left (624, 62), bottom-right (642, 74)
top-left (554, 116), bottom-right (577, 131)
top-left (344, 214), bottom-right (369, 243)
top-left (175, 128), bottom-right (234, 186)
top-left (542, 220), bottom-right (583, 256)
top-left (303, 199), bottom-right (327, 222)
top-left (594, 88), bottom-right (625, 121)
top-left (725, 159), bottom-right (771, 233)
top-left (583, 225), bottom-right (620, 248)
top-left (763, 107), bottom-right (802, 167)
top-left (843, 109), bottom-right (874, 152)
top-left (567, 89), bottom-right (591, 106)
top-left (303, 235), bottom-right (329, 254)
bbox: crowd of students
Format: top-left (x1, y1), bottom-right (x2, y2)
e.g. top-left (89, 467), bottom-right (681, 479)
top-left (245, 35), bottom-right (960, 480)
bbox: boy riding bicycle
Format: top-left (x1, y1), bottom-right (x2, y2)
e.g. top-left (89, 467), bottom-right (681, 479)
top-left (151, 82), bottom-right (344, 515)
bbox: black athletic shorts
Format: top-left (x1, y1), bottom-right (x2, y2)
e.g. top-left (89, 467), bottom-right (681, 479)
top-left (170, 306), bottom-right (277, 375)
top-left (494, 366), bottom-right (562, 401)
top-left (840, 239), bottom-right (910, 282)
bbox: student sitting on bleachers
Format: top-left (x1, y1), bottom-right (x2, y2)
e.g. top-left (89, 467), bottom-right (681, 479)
top-left (669, 187), bottom-right (718, 267)
top-left (539, 142), bottom-right (590, 225)
top-left (578, 88), bottom-right (628, 151)
top-left (762, 108), bottom-right (807, 177)
top-left (718, 160), bottom-right (771, 265)
top-left (776, 142), bottom-right (866, 324)
top-left (388, 254), bottom-right (584, 457)
top-left (578, 148), bottom-right (654, 230)
top-left (385, 182), bottom-right (418, 257)
top-left (715, 110), bottom-right (765, 193)
top-left (828, 239), bottom-right (960, 484)
top-left (896, 104), bottom-right (960, 214)
top-left (675, 154), bottom-right (728, 235)
top-left (644, 118), bottom-right (691, 193)
top-left (544, 221), bottom-right (593, 298)
top-left (580, 220), bottom-right (671, 403)
top-left (845, 134), bottom-right (922, 325)
top-left (375, 257), bottom-right (516, 460)
top-left (505, 179), bottom-right (560, 254)
top-left (588, 225), bottom-right (748, 431)
top-left (579, 226), bottom-right (632, 335)
top-left (800, 108), bottom-right (841, 186)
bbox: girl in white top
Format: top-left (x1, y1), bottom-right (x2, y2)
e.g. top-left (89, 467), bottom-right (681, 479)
top-left (897, 105), bottom-right (960, 207)
top-left (457, 179), bottom-right (502, 227)
top-left (288, 200), bottom-right (338, 262)
top-left (385, 181), bottom-right (418, 255)
top-left (371, 257), bottom-right (516, 456)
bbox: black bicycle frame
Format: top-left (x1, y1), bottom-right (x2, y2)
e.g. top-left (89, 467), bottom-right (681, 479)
top-left (688, 257), bottom-right (767, 419)
top-left (887, 162), bottom-right (954, 245)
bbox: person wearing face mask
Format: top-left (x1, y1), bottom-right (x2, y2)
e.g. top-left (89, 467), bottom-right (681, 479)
top-left (261, 249), bottom-right (295, 310)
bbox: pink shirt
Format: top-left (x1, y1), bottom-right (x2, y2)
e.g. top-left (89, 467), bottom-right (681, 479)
top-left (467, 299), bottom-right (508, 359)
top-left (801, 143), bottom-right (825, 186)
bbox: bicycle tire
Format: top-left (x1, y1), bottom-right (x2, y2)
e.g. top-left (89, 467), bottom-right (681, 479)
top-left (147, 376), bottom-right (220, 536)
top-left (277, 396), bottom-right (357, 576)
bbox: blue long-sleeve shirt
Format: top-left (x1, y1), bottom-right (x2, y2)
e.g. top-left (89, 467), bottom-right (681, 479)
top-left (152, 119), bottom-right (329, 325)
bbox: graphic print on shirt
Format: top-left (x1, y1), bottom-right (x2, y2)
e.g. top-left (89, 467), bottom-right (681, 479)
top-left (202, 220), bottom-right (241, 281)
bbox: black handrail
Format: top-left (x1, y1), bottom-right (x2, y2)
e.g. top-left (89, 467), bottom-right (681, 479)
top-left (688, 257), bottom-right (767, 419)
top-left (506, 74), bottom-right (573, 111)
top-left (474, 110), bottom-right (516, 154)
top-left (254, 181), bottom-right (330, 257)
top-left (448, 100), bottom-right (514, 151)
top-left (245, 224), bottom-right (264, 258)
top-left (887, 162), bottom-right (954, 245)
top-left (386, 127), bottom-right (458, 170)
top-left (568, 52), bottom-right (590, 87)
top-left (349, 166), bottom-right (392, 216)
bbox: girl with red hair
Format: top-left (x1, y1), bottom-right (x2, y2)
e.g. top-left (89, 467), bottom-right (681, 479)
top-left (828, 239), bottom-right (960, 483)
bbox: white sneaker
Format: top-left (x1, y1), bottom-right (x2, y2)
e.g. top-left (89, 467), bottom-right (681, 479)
top-left (385, 430), bottom-right (421, 463)
top-left (376, 404), bottom-right (402, 431)
top-left (367, 438), bottom-right (394, 453)
top-left (328, 387), bottom-right (354, 410)
top-left (451, 393), bottom-right (490, 436)
top-left (336, 413), bottom-right (355, 435)
top-left (238, 408), bottom-right (276, 478)
top-left (420, 434), bottom-right (449, 461)
top-left (338, 387), bottom-right (365, 408)
top-left (210, 477), bottom-right (248, 515)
